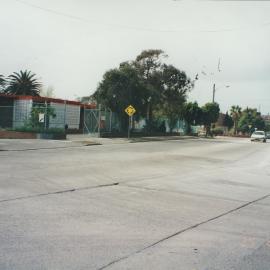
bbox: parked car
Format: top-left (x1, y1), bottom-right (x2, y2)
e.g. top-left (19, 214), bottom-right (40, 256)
top-left (267, 132), bottom-right (270, 139)
top-left (251, 131), bottom-right (267, 142)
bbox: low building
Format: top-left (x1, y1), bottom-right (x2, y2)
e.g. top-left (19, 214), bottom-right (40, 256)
top-left (0, 94), bottom-right (92, 130)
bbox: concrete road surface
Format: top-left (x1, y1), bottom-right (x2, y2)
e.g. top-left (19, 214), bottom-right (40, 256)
top-left (0, 137), bottom-right (270, 270)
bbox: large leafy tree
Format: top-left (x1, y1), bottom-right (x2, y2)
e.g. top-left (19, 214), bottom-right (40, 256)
top-left (230, 105), bottom-right (242, 135)
top-left (238, 107), bottom-right (265, 133)
top-left (133, 49), bottom-right (166, 122)
top-left (134, 49), bottom-right (165, 78)
top-left (182, 102), bottom-right (202, 134)
top-left (93, 49), bottom-right (195, 133)
top-left (4, 70), bottom-right (41, 96)
top-left (159, 65), bottom-right (193, 132)
top-left (93, 62), bottom-right (148, 129)
top-left (201, 102), bottom-right (220, 136)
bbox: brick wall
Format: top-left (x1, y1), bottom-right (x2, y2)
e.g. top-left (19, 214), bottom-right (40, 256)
top-left (0, 131), bottom-right (36, 139)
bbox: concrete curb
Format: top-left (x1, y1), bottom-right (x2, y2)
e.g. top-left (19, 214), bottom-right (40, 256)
top-left (129, 136), bottom-right (199, 143)
top-left (67, 135), bottom-right (200, 145)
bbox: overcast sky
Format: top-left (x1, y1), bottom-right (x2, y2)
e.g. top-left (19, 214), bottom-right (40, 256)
top-left (1, 0), bottom-right (270, 114)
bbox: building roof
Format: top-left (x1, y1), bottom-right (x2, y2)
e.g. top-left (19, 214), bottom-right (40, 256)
top-left (0, 94), bottom-right (96, 108)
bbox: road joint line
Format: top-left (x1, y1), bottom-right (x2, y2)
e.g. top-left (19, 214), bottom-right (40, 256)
top-left (97, 192), bottom-right (270, 270)
top-left (0, 182), bottom-right (119, 204)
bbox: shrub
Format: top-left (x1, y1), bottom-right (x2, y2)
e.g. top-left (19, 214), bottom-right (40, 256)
top-left (212, 127), bottom-right (224, 136)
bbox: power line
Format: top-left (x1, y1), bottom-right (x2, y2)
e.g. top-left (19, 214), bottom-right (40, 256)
top-left (12, 0), bottom-right (270, 33)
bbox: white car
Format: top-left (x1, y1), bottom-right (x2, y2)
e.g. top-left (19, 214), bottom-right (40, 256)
top-left (251, 131), bottom-right (267, 142)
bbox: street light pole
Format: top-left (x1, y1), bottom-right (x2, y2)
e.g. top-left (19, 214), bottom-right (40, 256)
top-left (212, 84), bottom-right (230, 103)
top-left (212, 83), bottom-right (216, 103)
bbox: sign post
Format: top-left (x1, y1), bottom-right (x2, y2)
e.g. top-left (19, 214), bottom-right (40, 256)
top-left (39, 113), bottom-right (45, 123)
top-left (128, 115), bottom-right (131, 139)
top-left (125, 105), bottom-right (136, 139)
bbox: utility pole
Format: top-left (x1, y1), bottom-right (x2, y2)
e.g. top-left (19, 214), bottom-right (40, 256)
top-left (212, 83), bottom-right (216, 103)
top-left (44, 101), bottom-right (48, 130)
top-left (98, 104), bottom-right (101, 138)
top-left (63, 100), bottom-right (67, 128)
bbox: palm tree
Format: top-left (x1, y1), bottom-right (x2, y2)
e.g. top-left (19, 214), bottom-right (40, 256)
top-left (230, 105), bottom-right (242, 135)
top-left (0, 75), bottom-right (6, 92)
top-left (5, 70), bottom-right (42, 96)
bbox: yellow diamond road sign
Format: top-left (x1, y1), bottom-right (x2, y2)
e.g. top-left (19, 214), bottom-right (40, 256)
top-left (125, 105), bottom-right (136, 117)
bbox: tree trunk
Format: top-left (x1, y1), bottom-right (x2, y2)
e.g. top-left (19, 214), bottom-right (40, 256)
top-left (234, 120), bottom-right (238, 135)
top-left (206, 125), bottom-right (211, 137)
top-left (186, 124), bottom-right (192, 135)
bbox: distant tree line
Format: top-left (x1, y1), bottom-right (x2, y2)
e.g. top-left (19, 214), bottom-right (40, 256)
top-left (229, 106), bottom-right (266, 134)
top-left (182, 101), bottom-right (220, 136)
top-left (2, 52), bottom-right (266, 136)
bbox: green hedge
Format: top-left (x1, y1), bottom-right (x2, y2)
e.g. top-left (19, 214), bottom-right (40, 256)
top-left (212, 127), bottom-right (224, 136)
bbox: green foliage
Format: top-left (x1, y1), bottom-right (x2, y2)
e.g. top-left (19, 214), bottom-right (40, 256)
top-left (238, 107), bottom-right (265, 133)
top-left (230, 105), bottom-right (242, 135)
top-left (182, 102), bottom-right (202, 134)
top-left (133, 49), bottom-right (166, 124)
top-left (159, 65), bottom-right (193, 131)
top-left (212, 127), bottom-right (224, 136)
top-left (93, 63), bottom-right (148, 129)
top-left (25, 105), bottom-right (56, 129)
top-left (135, 49), bottom-right (165, 63)
top-left (223, 112), bottom-right (234, 130)
top-left (4, 70), bottom-right (42, 96)
top-left (143, 119), bottom-right (166, 133)
top-left (93, 49), bottom-right (194, 133)
top-left (201, 102), bottom-right (220, 136)
top-left (0, 75), bottom-right (6, 91)
top-left (134, 49), bottom-right (166, 80)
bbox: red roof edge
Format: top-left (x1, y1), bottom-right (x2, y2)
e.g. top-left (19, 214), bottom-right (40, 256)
top-left (0, 94), bottom-right (97, 108)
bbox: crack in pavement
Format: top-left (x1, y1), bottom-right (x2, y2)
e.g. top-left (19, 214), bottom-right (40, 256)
top-left (0, 182), bottom-right (119, 204)
top-left (97, 193), bottom-right (270, 270)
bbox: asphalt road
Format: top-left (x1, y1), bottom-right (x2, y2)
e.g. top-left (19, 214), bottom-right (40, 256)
top-left (0, 138), bottom-right (270, 270)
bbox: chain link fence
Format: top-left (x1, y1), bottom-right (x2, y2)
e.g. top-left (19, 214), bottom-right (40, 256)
top-left (0, 100), bottom-right (80, 131)
top-left (83, 108), bottom-right (121, 136)
top-left (0, 100), bottom-right (189, 136)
